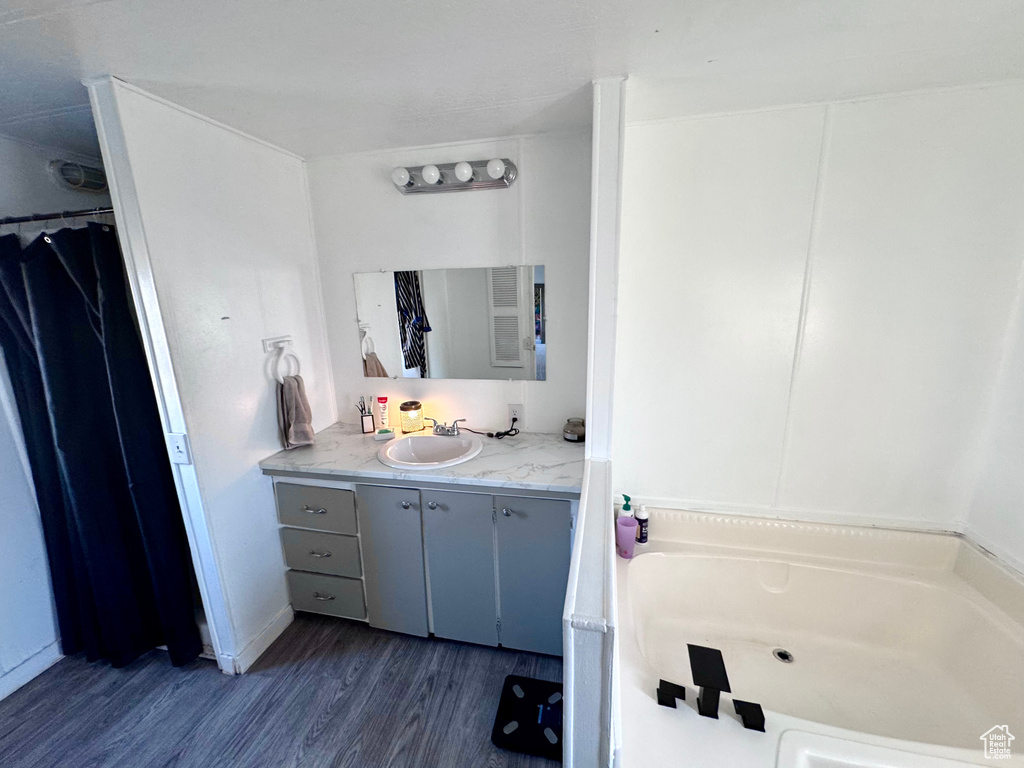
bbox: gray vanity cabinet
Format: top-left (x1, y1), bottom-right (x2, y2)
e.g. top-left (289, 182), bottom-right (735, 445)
top-left (421, 490), bottom-right (499, 647)
top-left (356, 484), bottom-right (429, 637)
top-left (495, 495), bottom-right (572, 656)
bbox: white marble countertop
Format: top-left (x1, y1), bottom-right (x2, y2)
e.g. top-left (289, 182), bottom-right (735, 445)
top-left (258, 422), bottom-right (585, 494)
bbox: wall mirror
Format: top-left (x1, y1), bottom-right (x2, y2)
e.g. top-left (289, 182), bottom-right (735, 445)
top-left (354, 265), bottom-right (547, 380)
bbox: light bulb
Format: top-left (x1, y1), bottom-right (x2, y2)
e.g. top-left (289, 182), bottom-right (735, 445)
top-left (421, 164), bottom-right (441, 184)
top-left (454, 161), bottom-right (474, 182)
top-left (486, 158), bottom-right (505, 180)
top-left (391, 167), bottom-right (410, 187)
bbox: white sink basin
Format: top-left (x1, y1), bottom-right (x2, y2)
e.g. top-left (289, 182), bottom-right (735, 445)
top-left (377, 433), bottom-right (483, 470)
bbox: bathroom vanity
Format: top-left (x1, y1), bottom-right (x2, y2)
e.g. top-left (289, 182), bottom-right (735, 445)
top-left (259, 423), bottom-right (584, 656)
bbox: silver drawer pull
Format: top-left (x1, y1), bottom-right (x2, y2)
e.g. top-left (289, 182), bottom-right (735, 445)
top-left (313, 592), bottom-right (335, 601)
top-left (309, 550), bottom-right (332, 558)
top-left (303, 505), bottom-right (327, 515)
top-left (427, 501), bottom-right (438, 510)
top-left (401, 501), bottom-right (411, 509)
top-left (502, 508), bottom-right (512, 517)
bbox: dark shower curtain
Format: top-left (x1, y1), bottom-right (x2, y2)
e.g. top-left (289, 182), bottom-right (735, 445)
top-left (0, 223), bottom-right (201, 668)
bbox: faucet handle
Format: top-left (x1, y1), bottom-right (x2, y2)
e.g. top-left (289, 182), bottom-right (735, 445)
top-left (425, 417), bottom-right (438, 429)
top-left (687, 644), bottom-right (731, 719)
top-left (451, 418), bottom-right (466, 434)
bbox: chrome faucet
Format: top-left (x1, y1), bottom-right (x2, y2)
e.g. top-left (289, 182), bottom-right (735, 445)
top-left (425, 418), bottom-right (465, 436)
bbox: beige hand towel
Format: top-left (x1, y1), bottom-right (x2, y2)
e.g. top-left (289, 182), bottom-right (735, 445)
top-left (278, 375), bottom-right (315, 449)
top-left (362, 351), bottom-right (389, 378)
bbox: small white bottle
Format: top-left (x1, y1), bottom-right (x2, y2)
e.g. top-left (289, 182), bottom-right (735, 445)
top-left (377, 396), bottom-right (389, 429)
top-left (635, 504), bottom-right (649, 544)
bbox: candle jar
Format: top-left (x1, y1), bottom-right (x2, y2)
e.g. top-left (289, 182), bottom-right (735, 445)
top-left (400, 400), bottom-right (424, 433)
top-left (562, 417), bottom-right (585, 442)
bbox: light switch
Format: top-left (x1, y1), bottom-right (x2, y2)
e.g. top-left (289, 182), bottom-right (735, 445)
top-left (166, 433), bottom-right (193, 465)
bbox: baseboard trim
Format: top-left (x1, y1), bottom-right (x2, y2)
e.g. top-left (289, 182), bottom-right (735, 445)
top-left (0, 642), bottom-right (63, 702)
top-left (225, 604), bottom-right (294, 674)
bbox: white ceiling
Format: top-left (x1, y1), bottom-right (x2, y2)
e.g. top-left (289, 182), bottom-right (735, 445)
top-left (2, 0), bottom-right (1024, 159)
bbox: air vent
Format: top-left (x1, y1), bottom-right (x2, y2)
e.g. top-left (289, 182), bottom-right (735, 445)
top-left (48, 160), bottom-right (108, 194)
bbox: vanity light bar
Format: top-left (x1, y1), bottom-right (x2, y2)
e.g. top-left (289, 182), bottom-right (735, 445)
top-left (390, 158), bottom-right (517, 194)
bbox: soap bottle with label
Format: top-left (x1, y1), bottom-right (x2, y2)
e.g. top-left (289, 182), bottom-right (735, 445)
top-left (635, 504), bottom-right (649, 544)
top-left (620, 494), bottom-right (632, 518)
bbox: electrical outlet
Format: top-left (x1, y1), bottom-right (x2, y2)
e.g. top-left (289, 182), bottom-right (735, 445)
top-left (508, 403), bottom-right (525, 430)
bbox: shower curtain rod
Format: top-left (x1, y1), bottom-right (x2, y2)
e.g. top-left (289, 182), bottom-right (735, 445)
top-left (0, 207), bottom-right (114, 227)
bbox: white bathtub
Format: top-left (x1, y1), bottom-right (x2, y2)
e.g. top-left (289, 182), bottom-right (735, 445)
top-left (615, 511), bottom-right (1024, 767)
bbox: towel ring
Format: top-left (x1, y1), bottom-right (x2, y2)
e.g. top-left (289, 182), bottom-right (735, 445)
top-left (274, 345), bottom-right (301, 384)
top-left (358, 324), bottom-right (375, 361)
top-left (360, 332), bottom-right (375, 361)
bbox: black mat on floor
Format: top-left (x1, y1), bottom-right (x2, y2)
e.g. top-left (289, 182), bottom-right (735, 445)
top-left (491, 674), bottom-right (563, 762)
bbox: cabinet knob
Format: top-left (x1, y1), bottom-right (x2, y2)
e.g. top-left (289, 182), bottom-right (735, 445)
top-left (313, 592), bottom-right (335, 601)
top-left (502, 507), bottom-right (512, 517)
top-left (427, 501), bottom-right (438, 510)
top-left (401, 501), bottom-right (412, 509)
top-left (309, 550), bottom-right (332, 558)
top-left (303, 505), bottom-right (327, 515)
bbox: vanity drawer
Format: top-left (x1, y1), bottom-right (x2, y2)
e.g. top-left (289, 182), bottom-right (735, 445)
top-left (287, 571), bottom-right (365, 620)
top-left (276, 483), bottom-right (357, 534)
top-left (281, 528), bottom-right (361, 577)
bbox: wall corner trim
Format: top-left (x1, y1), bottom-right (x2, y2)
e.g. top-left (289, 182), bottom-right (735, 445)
top-left (227, 604), bottom-right (295, 675)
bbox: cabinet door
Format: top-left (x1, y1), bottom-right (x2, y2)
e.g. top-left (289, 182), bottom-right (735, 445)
top-left (356, 485), bottom-right (429, 637)
top-left (495, 495), bottom-right (572, 655)
top-left (422, 490), bottom-right (498, 646)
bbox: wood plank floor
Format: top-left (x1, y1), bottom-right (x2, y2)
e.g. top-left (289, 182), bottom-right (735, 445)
top-left (0, 614), bottom-right (563, 768)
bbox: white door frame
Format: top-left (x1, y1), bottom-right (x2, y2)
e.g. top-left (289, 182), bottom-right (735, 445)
top-left (86, 76), bottom-right (237, 673)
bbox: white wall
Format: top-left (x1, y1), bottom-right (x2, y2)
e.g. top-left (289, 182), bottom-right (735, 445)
top-left (438, 268), bottom-right (494, 380)
top-left (777, 86), bottom-right (1024, 526)
top-left (0, 357), bottom-right (61, 699)
top-left (967, 285), bottom-right (1024, 572)
top-left (614, 81), bottom-right (1024, 533)
top-left (616, 105), bottom-right (825, 507)
top-left (421, 269), bottom-right (453, 379)
top-left (103, 81), bottom-right (333, 666)
top-left (308, 131), bottom-right (591, 433)
top-left (0, 134), bottom-right (110, 698)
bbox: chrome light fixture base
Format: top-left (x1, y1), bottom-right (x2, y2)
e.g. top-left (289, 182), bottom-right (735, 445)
top-left (391, 159), bottom-right (517, 194)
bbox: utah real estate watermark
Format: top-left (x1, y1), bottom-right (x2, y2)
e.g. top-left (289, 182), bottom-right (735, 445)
top-left (980, 725), bottom-right (1014, 760)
